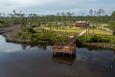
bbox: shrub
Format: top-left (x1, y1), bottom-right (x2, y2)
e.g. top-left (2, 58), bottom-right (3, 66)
top-left (78, 34), bottom-right (115, 44)
top-left (18, 30), bottom-right (68, 43)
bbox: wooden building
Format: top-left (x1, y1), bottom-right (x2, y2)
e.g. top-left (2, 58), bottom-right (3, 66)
top-left (74, 21), bottom-right (89, 28)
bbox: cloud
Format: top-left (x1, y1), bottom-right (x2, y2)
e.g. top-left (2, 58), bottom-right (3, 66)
top-left (0, 0), bottom-right (114, 15)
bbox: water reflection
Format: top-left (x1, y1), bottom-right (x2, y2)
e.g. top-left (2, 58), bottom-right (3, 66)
top-left (76, 48), bottom-right (115, 71)
top-left (0, 35), bottom-right (115, 77)
top-left (111, 50), bottom-right (115, 71)
top-left (52, 53), bottom-right (76, 65)
top-left (21, 43), bottom-right (52, 50)
top-left (0, 35), bottom-right (50, 52)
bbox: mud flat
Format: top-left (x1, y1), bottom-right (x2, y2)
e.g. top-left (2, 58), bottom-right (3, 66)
top-left (0, 25), bottom-right (52, 44)
top-left (0, 25), bottom-right (26, 43)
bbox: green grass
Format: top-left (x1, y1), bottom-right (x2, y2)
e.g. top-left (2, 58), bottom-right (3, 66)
top-left (78, 34), bottom-right (115, 44)
top-left (34, 26), bottom-right (112, 36)
top-left (88, 29), bottom-right (112, 35)
top-left (35, 26), bottom-right (85, 36)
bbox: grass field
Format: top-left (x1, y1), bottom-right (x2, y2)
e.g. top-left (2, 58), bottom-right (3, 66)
top-left (34, 26), bottom-right (85, 35)
top-left (88, 29), bottom-right (112, 35)
top-left (34, 26), bottom-right (112, 36)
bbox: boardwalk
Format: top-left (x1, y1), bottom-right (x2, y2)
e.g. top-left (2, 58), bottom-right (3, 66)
top-left (52, 29), bottom-right (87, 55)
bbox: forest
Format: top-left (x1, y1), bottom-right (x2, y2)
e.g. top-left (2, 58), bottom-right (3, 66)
top-left (0, 9), bottom-right (115, 44)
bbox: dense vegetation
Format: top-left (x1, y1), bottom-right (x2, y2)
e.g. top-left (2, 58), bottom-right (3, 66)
top-left (18, 28), bottom-right (68, 44)
top-left (78, 34), bottom-right (115, 44)
top-left (109, 11), bottom-right (115, 34)
top-left (0, 9), bottom-right (115, 43)
top-left (0, 9), bottom-right (112, 28)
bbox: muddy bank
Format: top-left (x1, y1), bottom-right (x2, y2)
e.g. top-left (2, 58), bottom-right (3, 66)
top-left (0, 25), bottom-right (54, 45)
top-left (0, 25), bottom-right (25, 44)
top-left (0, 25), bottom-right (22, 34)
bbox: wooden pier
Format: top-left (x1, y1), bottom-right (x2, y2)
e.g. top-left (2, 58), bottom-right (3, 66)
top-left (52, 34), bottom-right (78, 56)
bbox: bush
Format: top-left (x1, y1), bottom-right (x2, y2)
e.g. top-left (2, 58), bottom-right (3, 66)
top-left (78, 34), bottom-right (115, 43)
top-left (18, 30), bottom-right (68, 43)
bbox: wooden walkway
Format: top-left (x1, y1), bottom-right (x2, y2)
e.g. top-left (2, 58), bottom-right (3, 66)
top-left (52, 29), bottom-right (87, 55)
top-left (52, 34), bottom-right (78, 56)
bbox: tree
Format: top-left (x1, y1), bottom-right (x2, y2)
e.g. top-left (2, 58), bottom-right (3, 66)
top-left (56, 12), bottom-right (60, 16)
top-left (97, 9), bottom-right (101, 16)
top-left (101, 9), bottom-right (105, 16)
top-left (89, 9), bottom-right (93, 16)
top-left (66, 12), bottom-right (74, 27)
top-left (109, 20), bottom-right (115, 35)
top-left (111, 11), bottom-right (115, 20)
top-left (111, 11), bottom-right (115, 17)
top-left (109, 11), bottom-right (115, 35)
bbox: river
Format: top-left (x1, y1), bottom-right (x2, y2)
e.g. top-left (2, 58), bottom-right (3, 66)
top-left (0, 35), bottom-right (115, 77)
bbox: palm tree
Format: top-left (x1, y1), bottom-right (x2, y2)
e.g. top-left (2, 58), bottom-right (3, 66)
top-left (61, 12), bottom-right (65, 26)
top-left (89, 9), bottom-right (93, 16)
top-left (100, 9), bottom-right (105, 16)
top-left (67, 12), bottom-right (74, 28)
top-left (0, 13), bottom-right (1, 17)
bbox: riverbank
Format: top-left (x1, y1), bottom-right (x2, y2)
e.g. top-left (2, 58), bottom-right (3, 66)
top-left (0, 25), bottom-right (68, 45)
top-left (1, 25), bottom-right (115, 50)
top-left (77, 34), bottom-right (115, 50)
top-left (0, 25), bottom-right (29, 44)
top-left (0, 35), bottom-right (114, 77)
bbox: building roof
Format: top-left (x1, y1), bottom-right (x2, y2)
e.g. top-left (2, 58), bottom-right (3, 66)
top-left (75, 21), bottom-right (89, 24)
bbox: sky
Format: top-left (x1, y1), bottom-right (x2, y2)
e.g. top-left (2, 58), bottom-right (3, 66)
top-left (0, 0), bottom-right (115, 15)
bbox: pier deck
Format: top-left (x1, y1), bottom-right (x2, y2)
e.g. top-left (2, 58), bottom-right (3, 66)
top-left (52, 29), bottom-right (87, 55)
top-left (52, 34), bottom-right (78, 55)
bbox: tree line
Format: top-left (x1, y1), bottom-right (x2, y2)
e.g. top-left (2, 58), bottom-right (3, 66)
top-left (0, 9), bottom-right (115, 31)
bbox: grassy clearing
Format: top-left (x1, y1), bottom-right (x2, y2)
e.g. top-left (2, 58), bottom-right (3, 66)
top-left (35, 26), bottom-right (85, 36)
top-left (34, 26), bottom-right (112, 36)
top-left (88, 29), bottom-right (112, 35)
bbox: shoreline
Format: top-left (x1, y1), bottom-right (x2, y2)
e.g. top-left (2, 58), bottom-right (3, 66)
top-left (0, 25), bottom-right (52, 45)
top-left (1, 34), bottom-right (54, 45)
top-left (80, 42), bottom-right (115, 50)
top-left (3, 31), bottom-right (115, 50)
top-left (0, 25), bottom-right (115, 50)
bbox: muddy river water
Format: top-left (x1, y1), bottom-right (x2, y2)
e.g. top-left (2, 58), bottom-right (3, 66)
top-left (0, 35), bottom-right (115, 77)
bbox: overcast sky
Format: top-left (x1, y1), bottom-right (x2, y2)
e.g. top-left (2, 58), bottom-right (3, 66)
top-left (0, 0), bottom-right (115, 15)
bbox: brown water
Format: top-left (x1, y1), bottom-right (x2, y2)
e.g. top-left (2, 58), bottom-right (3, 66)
top-left (0, 35), bottom-right (115, 77)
